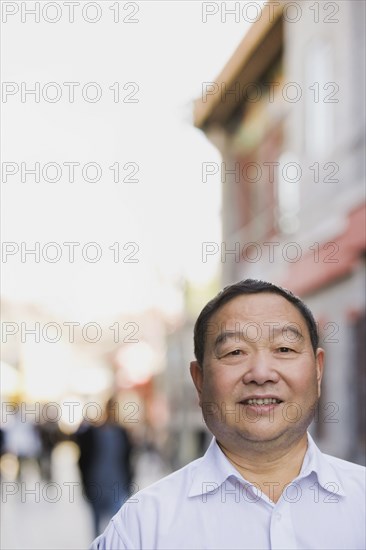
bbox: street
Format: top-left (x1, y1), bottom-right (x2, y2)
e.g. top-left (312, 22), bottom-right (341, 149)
top-left (1, 441), bottom-right (168, 550)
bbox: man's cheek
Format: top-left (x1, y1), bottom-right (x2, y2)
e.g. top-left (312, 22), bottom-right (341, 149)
top-left (202, 401), bottom-right (221, 421)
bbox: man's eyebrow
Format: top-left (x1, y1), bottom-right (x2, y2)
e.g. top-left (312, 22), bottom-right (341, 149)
top-left (212, 325), bottom-right (304, 349)
top-left (213, 331), bottom-right (243, 349)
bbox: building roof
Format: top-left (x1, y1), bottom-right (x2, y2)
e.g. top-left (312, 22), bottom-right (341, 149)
top-left (194, 1), bottom-right (283, 130)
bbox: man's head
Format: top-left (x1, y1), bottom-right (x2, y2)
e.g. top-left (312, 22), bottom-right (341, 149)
top-left (194, 279), bottom-right (319, 369)
top-left (190, 279), bottom-right (324, 454)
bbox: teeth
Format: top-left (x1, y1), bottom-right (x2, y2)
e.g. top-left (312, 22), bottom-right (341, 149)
top-left (247, 398), bottom-right (280, 405)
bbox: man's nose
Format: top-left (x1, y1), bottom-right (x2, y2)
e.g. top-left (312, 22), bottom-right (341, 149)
top-left (241, 352), bottom-right (280, 385)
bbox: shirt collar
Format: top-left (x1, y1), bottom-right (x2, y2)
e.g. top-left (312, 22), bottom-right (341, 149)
top-left (188, 432), bottom-right (346, 498)
top-left (188, 437), bottom-right (244, 498)
top-left (298, 432), bottom-right (346, 496)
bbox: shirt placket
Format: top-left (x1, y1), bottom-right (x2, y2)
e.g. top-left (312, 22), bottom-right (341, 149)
top-left (269, 500), bottom-right (298, 550)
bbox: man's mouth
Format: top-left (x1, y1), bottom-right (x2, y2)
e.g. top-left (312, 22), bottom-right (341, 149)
top-left (240, 398), bottom-right (283, 406)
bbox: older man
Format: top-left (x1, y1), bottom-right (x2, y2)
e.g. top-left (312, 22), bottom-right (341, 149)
top-left (91, 279), bottom-right (365, 549)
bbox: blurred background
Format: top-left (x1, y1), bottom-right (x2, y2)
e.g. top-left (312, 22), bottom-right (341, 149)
top-left (1, 1), bottom-right (365, 548)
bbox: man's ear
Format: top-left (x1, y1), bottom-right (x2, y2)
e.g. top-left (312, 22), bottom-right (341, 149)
top-left (190, 360), bottom-right (203, 406)
top-left (315, 348), bottom-right (325, 397)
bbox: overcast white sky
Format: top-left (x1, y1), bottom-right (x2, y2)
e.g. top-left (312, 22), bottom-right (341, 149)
top-left (1, 1), bottom-right (256, 321)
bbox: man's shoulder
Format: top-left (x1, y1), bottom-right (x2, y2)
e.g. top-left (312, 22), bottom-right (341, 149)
top-left (128, 453), bottom-right (204, 504)
top-left (322, 452), bottom-right (365, 474)
top-left (320, 451), bottom-right (366, 491)
top-left (105, 454), bottom-right (206, 545)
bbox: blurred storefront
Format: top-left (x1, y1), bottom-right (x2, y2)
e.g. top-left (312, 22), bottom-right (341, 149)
top-left (194, 0), bottom-right (365, 463)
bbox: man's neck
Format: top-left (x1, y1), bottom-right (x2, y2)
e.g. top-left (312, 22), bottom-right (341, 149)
top-left (217, 434), bottom-right (308, 503)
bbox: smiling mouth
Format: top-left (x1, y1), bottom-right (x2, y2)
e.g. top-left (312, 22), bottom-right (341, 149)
top-left (240, 398), bottom-right (283, 406)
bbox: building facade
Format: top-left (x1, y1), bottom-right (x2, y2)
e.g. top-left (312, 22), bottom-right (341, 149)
top-left (194, 1), bottom-right (365, 463)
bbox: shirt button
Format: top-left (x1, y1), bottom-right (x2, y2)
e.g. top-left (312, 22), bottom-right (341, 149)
top-left (275, 512), bottom-right (282, 520)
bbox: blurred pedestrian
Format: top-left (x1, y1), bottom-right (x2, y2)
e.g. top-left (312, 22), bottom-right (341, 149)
top-left (76, 398), bottom-right (134, 537)
top-left (37, 409), bottom-right (63, 481)
top-left (4, 405), bottom-right (42, 480)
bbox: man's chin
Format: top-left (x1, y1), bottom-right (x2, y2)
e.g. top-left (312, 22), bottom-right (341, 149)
top-left (236, 425), bottom-right (288, 443)
top-left (216, 423), bottom-right (299, 450)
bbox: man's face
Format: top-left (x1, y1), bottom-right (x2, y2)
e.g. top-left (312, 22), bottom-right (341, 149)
top-left (190, 293), bottom-right (324, 453)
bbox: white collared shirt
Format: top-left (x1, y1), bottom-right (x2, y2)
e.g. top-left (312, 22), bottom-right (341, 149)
top-left (91, 433), bottom-right (365, 550)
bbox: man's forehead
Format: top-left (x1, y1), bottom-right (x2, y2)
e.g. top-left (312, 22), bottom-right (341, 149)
top-left (207, 293), bottom-right (309, 335)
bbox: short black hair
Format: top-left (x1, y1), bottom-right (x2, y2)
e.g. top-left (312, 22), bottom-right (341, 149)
top-left (193, 279), bottom-right (319, 367)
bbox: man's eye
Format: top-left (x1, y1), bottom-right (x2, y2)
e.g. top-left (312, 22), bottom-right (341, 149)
top-left (228, 349), bottom-right (242, 356)
top-left (278, 347), bottom-right (293, 353)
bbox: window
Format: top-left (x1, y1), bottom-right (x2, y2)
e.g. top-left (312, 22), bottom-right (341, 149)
top-left (304, 38), bottom-right (335, 158)
top-left (276, 151), bottom-right (300, 234)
